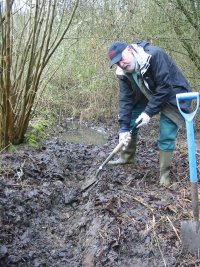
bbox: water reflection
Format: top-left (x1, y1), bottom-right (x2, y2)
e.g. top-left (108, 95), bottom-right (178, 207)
top-left (60, 121), bottom-right (107, 145)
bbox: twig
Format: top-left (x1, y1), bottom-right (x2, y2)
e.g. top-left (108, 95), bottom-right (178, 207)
top-left (136, 170), bottom-right (150, 185)
top-left (154, 235), bottom-right (167, 267)
top-left (181, 258), bottom-right (200, 266)
top-left (152, 215), bottom-right (167, 267)
top-left (117, 227), bottom-right (121, 241)
top-left (7, 183), bottom-right (30, 187)
top-left (166, 216), bottom-right (181, 242)
top-left (99, 231), bottom-right (105, 240)
top-left (144, 216), bottom-right (163, 235)
top-left (116, 214), bottom-right (142, 225)
top-left (0, 143), bottom-right (11, 154)
top-left (126, 194), bottom-right (154, 213)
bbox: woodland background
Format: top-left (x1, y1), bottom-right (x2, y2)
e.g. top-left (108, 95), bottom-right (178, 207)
top-left (0, 0), bottom-right (200, 149)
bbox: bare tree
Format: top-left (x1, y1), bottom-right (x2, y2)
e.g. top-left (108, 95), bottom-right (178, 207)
top-left (152, 0), bottom-right (200, 71)
top-left (0, 0), bottom-right (79, 149)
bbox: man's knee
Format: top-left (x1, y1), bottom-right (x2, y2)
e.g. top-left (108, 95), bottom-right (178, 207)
top-left (158, 114), bottom-right (178, 150)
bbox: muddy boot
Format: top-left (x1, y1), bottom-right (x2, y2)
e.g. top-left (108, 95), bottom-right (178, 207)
top-left (108, 139), bottom-right (137, 165)
top-left (159, 150), bottom-right (173, 186)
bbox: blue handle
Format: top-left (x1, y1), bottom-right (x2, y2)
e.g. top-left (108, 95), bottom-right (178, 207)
top-left (176, 92), bottom-right (199, 122)
top-left (185, 121), bottom-right (198, 183)
top-left (176, 92), bottom-right (199, 101)
top-left (176, 92), bottom-right (199, 183)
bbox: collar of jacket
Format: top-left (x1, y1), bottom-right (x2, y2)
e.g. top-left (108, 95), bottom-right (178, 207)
top-left (130, 44), bottom-right (151, 76)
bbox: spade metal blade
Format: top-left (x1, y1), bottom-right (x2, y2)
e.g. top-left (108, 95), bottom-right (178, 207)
top-left (181, 220), bottom-right (200, 255)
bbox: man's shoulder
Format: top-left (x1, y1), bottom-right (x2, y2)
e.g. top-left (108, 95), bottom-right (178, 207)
top-left (144, 44), bottom-right (163, 57)
top-left (134, 40), bottom-right (163, 58)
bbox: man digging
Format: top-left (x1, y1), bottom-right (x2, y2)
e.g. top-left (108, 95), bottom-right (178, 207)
top-left (108, 40), bottom-right (192, 186)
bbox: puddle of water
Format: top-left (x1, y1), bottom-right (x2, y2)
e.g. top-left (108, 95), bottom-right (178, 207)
top-left (60, 121), bottom-right (107, 145)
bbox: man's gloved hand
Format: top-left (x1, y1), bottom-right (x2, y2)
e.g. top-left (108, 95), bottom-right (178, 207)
top-left (136, 112), bottom-right (150, 128)
top-left (119, 131), bottom-right (131, 147)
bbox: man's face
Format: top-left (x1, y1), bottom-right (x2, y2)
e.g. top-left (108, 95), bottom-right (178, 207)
top-left (117, 47), bottom-right (137, 73)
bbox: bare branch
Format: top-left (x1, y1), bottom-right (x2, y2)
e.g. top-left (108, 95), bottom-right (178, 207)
top-left (44, 0), bottom-right (79, 67)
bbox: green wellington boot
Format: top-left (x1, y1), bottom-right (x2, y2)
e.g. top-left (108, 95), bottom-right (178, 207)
top-left (159, 150), bottom-right (173, 186)
top-left (108, 139), bottom-right (137, 165)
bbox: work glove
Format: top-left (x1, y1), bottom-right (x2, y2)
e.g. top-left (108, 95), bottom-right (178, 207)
top-left (136, 112), bottom-right (150, 128)
top-left (119, 131), bottom-right (131, 147)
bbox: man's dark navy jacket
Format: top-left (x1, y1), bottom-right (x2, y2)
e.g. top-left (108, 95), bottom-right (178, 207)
top-left (117, 41), bottom-right (192, 129)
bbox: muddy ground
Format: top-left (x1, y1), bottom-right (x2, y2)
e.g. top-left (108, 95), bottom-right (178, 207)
top-left (0, 119), bottom-right (200, 267)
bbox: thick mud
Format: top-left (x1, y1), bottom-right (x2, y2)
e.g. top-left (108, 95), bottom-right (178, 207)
top-left (0, 120), bottom-right (200, 267)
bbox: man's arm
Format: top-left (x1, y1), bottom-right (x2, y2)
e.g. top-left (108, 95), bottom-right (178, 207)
top-left (117, 72), bottom-right (135, 130)
top-left (143, 48), bottom-right (173, 117)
